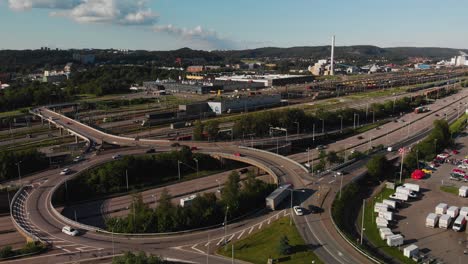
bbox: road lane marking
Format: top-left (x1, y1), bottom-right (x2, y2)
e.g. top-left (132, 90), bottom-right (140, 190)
top-left (204, 241), bottom-right (210, 247)
top-left (318, 177), bottom-right (324, 182)
top-left (267, 218), bottom-right (271, 225)
top-left (328, 179), bottom-right (336, 184)
top-left (216, 237), bottom-right (224, 246)
top-left (237, 230), bottom-right (245, 240)
top-left (191, 244), bottom-right (205, 254)
top-left (248, 226), bottom-right (254, 234)
top-left (228, 234), bottom-right (235, 242)
top-left (258, 222), bottom-right (263, 229)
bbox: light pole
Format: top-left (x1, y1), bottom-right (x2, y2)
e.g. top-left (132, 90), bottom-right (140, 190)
top-left (194, 158), bottom-right (199, 177)
top-left (15, 161), bottom-right (22, 186)
top-left (338, 115), bottom-right (343, 133)
top-left (312, 123), bottom-right (315, 141)
top-left (360, 199), bottom-right (365, 245)
top-left (368, 135), bottom-right (372, 151)
top-left (288, 189), bottom-right (305, 226)
top-left (216, 179), bottom-right (221, 192)
top-left (307, 148), bottom-right (310, 172)
top-left (178, 160), bottom-right (181, 181)
top-left (125, 169), bottom-right (129, 191)
top-left (224, 206), bottom-right (229, 249)
top-left (320, 119), bottom-right (325, 134)
top-left (293, 121), bottom-right (300, 135)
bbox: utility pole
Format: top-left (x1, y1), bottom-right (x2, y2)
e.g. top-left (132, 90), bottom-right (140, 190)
top-left (232, 244), bottom-right (235, 264)
top-left (360, 199), bottom-right (365, 245)
top-left (339, 173), bottom-right (343, 199)
top-left (194, 158), bottom-right (199, 177)
top-left (321, 119), bottom-right (325, 134)
top-left (312, 123), bottom-right (315, 141)
top-left (399, 150), bottom-right (405, 183)
top-left (339, 115), bottom-right (343, 133)
top-left (224, 206), bottom-right (229, 250)
top-left (178, 160), bottom-right (181, 181)
top-left (126, 169), bottom-right (129, 191)
top-left (307, 148), bottom-right (310, 172)
top-left (15, 161), bottom-right (22, 186)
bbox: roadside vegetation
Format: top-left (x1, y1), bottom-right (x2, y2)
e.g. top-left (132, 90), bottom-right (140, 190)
top-left (53, 147), bottom-right (240, 204)
top-left (0, 149), bottom-right (49, 182)
top-left (440, 185), bottom-right (458, 195)
top-left (112, 251), bottom-right (167, 264)
top-left (0, 242), bottom-right (46, 260)
top-left (217, 217), bottom-right (322, 264)
top-left (105, 171), bottom-right (274, 233)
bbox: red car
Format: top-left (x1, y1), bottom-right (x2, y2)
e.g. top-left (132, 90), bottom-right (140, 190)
top-left (452, 150), bottom-right (460, 155)
top-left (234, 153), bottom-right (243, 157)
top-left (190, 146), bottom-right (198, 151)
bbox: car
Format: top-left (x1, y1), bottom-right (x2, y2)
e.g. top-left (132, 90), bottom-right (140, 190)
top-left (60, 168), bottom-right (71, 175)
top-left (435, 113), bottom-right (440, 117)
top-left (146, 148), bottom-right (156, 154)
top-left (450, 174), bottom-right (462, 181)
top-left (66, 122), bottom-right (72, 125)
top-left (112, 154), bottom-right (122, 160)
top-left (234, 153), bottom-right (243, 157)
top-left (239, 168), bottom-right (249, 174)
top-left (452, 150), bottom-right (460, 155)
top-left (73, 156), bottom-right (84, 162)
top-left (421, 169), bottom-right (433, 174)
top-left (459, 164), bottom-right (468, 169)
top-left (316, 145), bottom-right (327, 150)
top-left (293, 206), bottom-right (304, 216)
top-left (62, 226), bottom-right (79, 236)
top-left (357, 136), bottom-right (364, 140)
top-left (190, 146), bottom-right (198, 151)
top-left (171, 143), bottom-right (180, 147)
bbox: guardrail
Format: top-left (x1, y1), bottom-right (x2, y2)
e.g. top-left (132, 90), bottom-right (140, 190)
top-left (10, 186), bottom-right (41, 242)
top-left (238, 146), bottom-right (310, 174)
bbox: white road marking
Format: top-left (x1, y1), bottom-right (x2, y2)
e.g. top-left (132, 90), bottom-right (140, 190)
top-left (204, 241), bottom-right (210, 247)
top-left (216, 237), bottom-right (224, 246)
top-left (191, 244), bottom-right (205, 254)
top-left (318, 177), bottom-right (324, 182)
top-left (237, 230), bottom-right (245, 240)
top-left (267, 218), bottom-right (271, 225)
top-left (248, 226), bottom-right (254, 234)
top-left (258, 222), bottom-right (263, 229)
top-left (328, 179), bottom-right (336, 184)
top-left (228, 234), bottom-right (235, 242)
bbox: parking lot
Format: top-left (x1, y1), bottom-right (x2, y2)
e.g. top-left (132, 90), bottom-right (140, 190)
top-left (395, 133), bottom-right (467, 263)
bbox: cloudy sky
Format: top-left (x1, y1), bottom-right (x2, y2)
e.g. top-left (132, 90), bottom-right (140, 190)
top-left (0, 0), bottom-right (466, 50)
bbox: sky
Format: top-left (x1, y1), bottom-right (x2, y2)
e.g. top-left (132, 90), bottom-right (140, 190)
top-left (0, 0), bottom-right (466, 51)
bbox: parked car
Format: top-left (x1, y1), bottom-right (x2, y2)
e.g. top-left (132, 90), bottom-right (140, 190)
top-left (239, 168), bottom-right (249, 174)
top-left (112, 154), bottom-right (122, 160)
top-left (234, 153), bottom-right (243, 157)
top-left (450, 173), bottom-right (463, 181)
top-left (190, 146), bottom-right (198, 151)
top-left (293, 206), bottom-right (304, 216)
top-left (62, 226), bottom-right (79, 236)
top-left (458, 164), bottom-right (468, 169)
top-left (170, 143), bottom-right (180, 147)
top-left (316, 145), bottom-right (327, 150)
top-left (60, 168), bottom-right (71, 175)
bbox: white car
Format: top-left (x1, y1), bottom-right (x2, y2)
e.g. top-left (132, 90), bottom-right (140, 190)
top-left (112, 154), bottom-right (122, 160)
top-left (62, 226), bottom-right (79, 236)
top-left (458, 164), bottom-right (468, 169)
top-left (60, 168), bottom-right (71, 175)
top-left (293, 206), bottom-right (304, 216)
top-left (73, 155), bottom-right (84, 162)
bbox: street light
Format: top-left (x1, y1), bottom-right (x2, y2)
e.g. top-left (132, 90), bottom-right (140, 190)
top-left (320, 119), bottom-right (325, 134)
top-left (224, 206), bottom-right (229, 249)
top-left (193, 158), bottom-right (199, 177)
top-left (177, 160), bottom-right (181, 181)
top-left (293, 121), bottom-right (300, 135)
top-left (338, 115), bottom-right (343, 133)
top-left (216, 179), bottom-right (221, 192)
top-left (15, 161), bottom-right (22, 186)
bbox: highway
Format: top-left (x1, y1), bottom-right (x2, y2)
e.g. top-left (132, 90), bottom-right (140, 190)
top-left (5, 87), bottom-right (467, 263)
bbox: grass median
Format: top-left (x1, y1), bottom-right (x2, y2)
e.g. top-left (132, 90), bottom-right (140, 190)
top-left (217, 216), bottom-right (322, 264)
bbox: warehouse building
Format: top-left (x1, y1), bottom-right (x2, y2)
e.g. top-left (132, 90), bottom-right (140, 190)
top-left (215, 74), bottom-right (314, 87)
top-left (207, 94), bottom-right (281, 115)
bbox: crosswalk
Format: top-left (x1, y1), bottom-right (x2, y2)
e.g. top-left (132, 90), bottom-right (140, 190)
top-left (178, 209), bottom-right (290, 254)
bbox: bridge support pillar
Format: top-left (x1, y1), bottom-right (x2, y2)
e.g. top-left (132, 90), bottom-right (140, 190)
top-left (48, 121), bottom-right (51, 129)
top-left (59, 128), bottom-right (63, 136)
top-left (75, 135), bottom-right (79, 143)
top-left (41, 118), bottom-right (44, 126)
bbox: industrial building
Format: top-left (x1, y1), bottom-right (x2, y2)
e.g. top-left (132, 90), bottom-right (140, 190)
top-left (215, 74), bottom-right (314, 87)
top-left (162, 81), bottom-right (223, 94)
top-left (207, 94), bottom-right (281, 115)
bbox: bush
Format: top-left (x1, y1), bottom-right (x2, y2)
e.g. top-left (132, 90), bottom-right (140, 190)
top-left (0, 246), bottom-right (14, 259)
top-left (19, 242), bottom-right (45, 255)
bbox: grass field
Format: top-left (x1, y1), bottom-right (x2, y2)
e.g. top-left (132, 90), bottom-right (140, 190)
top-left (217, 217), bottom-right (322, 264)
top-left (440, 185), bottom-right (458, 195)
top-left (358, 188), bottom-right (417, 264)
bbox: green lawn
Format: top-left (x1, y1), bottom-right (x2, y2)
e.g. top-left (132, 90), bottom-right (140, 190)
top-left (440, 185), bottom-right (458, 195)
top-left (359, 188), bottom-right (417, 264)
top-left (217, 217), bottom-right (322, 264)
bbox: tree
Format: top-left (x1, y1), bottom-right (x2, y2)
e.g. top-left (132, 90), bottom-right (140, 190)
top-left (366, 154), bottom-right (393, 181)
top-left (193, 120), bottom-right (204, 141)
top-left (327, 151), bottom-right (343, 164)
top-left (204, 120), bottom-right (220, 140)
top-left (278, 235), bottom-right (291, 255)
top-left (221, 171), bottom-right (241, 213)
top-left (112, 251), bottom-right (166, 264)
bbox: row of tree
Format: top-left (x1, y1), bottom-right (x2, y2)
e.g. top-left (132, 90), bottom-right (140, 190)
top-left (54, 147), bottom-right (227, 204)
top-left (0, 149), bottom-right (49, 182)
top-left (106, 171), bottom-right (275, 233)
top-left (112, 251), bottom-right (166, 264)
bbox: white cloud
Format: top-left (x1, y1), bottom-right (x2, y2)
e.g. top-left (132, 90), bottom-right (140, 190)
top-left (153, 24), bottom-right (240, 50)
top-left (9, 0), bottom-right (158, 25)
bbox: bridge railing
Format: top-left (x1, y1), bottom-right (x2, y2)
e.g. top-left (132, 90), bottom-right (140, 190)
top-left (238, 146), bottom-right (310, 174)
top-left (10, 186), bottom-right (42, 242)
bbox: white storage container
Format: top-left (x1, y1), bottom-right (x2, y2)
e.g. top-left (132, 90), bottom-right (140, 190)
top-left (459, 186), bottom-right (468, 197)
top-left (403, 183), bottom-right (420, 192)
top-left (435, 203), bottom-right (448, 215)
top-left (376, 217), bottom-right (388, 228)
top-left (403, 244), bottom-right (419, 258)
top-left (439, 214), bottom-right (452, 229)
top-left (425, 213), bottom-right (439, 228)
top-left (459, 207), bottom-right (468, 217)
top-left (382, 199), bottom-right (397, 209)
top-left (447, 206), bottom-right (459, 218)
top-left (379, 211), bottom-right (393, 221)
top-left (386, 234), bottom-right (404, 247)
top-left (379, 228), bottom-right (393, 240)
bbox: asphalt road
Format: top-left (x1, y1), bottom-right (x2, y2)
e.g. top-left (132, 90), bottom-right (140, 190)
top-left (5, 88), bottom-right (466, 264)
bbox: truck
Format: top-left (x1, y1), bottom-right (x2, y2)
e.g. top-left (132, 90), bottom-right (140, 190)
top-left (403, 183), bottom-right (420, 193)
top-left (447, 206), bottom-right (459, 218)
top-left (452, 215), bottom-right (467, 232)
top-left (425, 213), bottom-right (439, 228)
top-left (414, 106), bottom-right (429, 114)
top-left (396, 186), bottom-right (417, 198)
top-left (265, 184), bottom-right (292, 210)
top-left (390, 192), bottom-right (408, 201)
top-left (386, 234), bottom-right (404, 247)
top-left (459, 186), bottom-right (468, 197)
top-left (382, 199), bottom-right (397, 209)
top-left (170, 121), bottom-right (187, 129)
top-left (179, 194), bottom-right (197, 207)
top-left (439, 214), bottom-right (452, 229)
top-left (435, 203), bottom-right (448, 215)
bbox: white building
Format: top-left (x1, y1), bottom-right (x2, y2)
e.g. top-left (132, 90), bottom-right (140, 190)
top-left (207, 94), bottom-right (281, 115)
top-left (450, 54), bottom-right (468, 66)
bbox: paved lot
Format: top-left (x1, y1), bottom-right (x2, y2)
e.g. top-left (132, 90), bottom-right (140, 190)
top-left (0, 215), bottom-right (27, 250)
top-left (395, 132), bottom-right (468, 263)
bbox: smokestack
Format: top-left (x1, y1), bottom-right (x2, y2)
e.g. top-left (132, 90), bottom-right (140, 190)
top-left (330, 35), bottom-right (335, 76)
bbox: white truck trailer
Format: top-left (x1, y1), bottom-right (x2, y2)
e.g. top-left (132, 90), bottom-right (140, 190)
top-left (403, 244), bottom-right (419, 258)
top-left (425, 213), bottom-right (439, 228)
top-left (435, 203), bottom-right (448, 215)
top-left (460, 207), bottom-right (468, 217)
top-left (379, 211), bottom-right (393, 221)
top-left (459, 186), bottom-right (468, 197)
top-left (382, 199), bottom-right (397, 209)
top-left (386, 234), bottom-right (404, 247)
top-left (265, 184), bottom-right (292, 210)
top-left (452, 215), bottom-right (467, 232)
top-left (439, 214), bottom-right (452, 229)
top-left (379, 228), bottom-right (393, 240)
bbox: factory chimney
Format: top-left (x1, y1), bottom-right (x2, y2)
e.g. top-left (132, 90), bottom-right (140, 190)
top-left (330, 35), bottom-right (335, 76)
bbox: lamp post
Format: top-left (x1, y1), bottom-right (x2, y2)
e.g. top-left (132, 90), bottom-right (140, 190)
top-left (360, 199), bottom-right (365, 245)
top-left (293, 121), bottom-right (300, 135)
top-left (178, 160), bottom-right (181, 181)
top-left (312, 123), bottom-right (315, 141)
top-left (194, 158), bottom-right (199, 177)
top-left (216, 179), bottom-right (221, 192)
top-left (320, 119), bottom-right (325, 134)
top-left (15, 161), bottom-right (22, 186)
top-left (338, 115), bottom-right (343, 133)
top-left (125, 169), bottom-right (129, 191)
top-left (224, 206), bottom-right (229, 249)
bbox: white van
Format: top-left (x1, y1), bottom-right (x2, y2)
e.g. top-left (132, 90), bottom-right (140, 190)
top-left (62, 226), bottom-right (79, 236)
